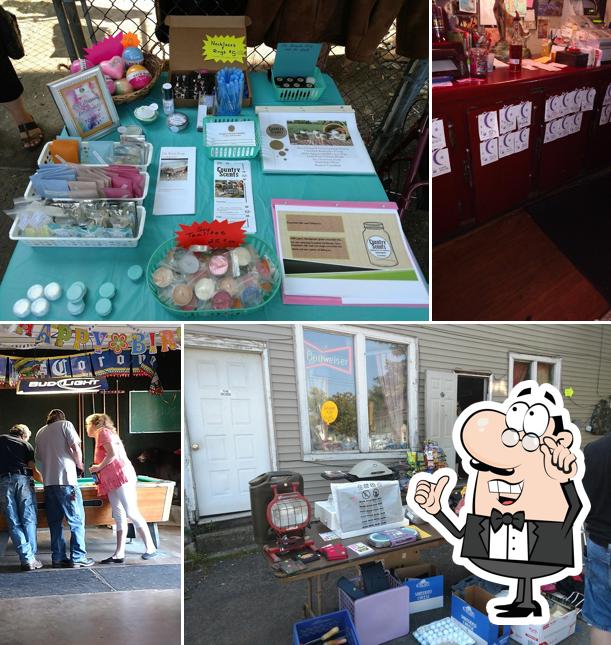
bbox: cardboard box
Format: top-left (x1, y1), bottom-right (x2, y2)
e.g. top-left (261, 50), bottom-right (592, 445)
top-left (164, 15), bottom-right (252, 108)
top-left (394, 564), bottom-right (444, 614)
top-left (451, 586), bottom-right (510, 645)
top-left (510, 605), bottom-right (578, 645)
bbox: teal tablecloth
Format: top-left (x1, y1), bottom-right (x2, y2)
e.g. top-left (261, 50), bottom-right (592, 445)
top-left (0, 72), bottom-right (428, 321)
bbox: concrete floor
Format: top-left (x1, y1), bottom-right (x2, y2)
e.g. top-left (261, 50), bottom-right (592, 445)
top-left (185, 544), bottom-right (591, 645)
top-left (0, 524), bottom-right (181, 645)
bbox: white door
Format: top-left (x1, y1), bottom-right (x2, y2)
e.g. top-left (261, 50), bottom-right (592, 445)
top-left (185, 348), bottom-right (272, 516)
top-left (425, 370), bottom-right (458, 468)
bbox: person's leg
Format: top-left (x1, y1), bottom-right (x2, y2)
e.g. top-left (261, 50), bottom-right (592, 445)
top-left (15, 476), bottom-right (38, 561)
top-left (0, 476), bottom-right (34, 564)
top-left (44, 486), bottom-right (68, 564)
top-left (0, 54), bottom-right (42, 148)
top-left (61, 485), bottom-right (87, 563)
top-left (591, 627), bottom-right (611, 645)
top-left (107, 487), bottom-right (128, 558)
top-left (115, 481), bottom-right (156, 554)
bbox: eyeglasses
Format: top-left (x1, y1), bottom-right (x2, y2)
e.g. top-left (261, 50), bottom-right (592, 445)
top-left (501, 429), bottom-right (541, 452)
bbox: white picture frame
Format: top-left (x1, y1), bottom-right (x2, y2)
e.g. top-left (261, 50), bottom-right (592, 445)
top-left (47, 66), bottom-right (120, 140)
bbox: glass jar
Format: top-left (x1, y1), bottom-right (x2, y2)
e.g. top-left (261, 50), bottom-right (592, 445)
top-left (362, 222), bottom-right (398, 267)
top-left (470, 46), bottom-right (488, 78)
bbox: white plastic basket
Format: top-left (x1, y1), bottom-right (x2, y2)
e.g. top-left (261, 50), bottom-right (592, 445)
top-left (9, 205), bottom-right (146, 248)
top-left (37, 140), bottom-right (154, 169)
top-left (24, 171), bottom-right (150, 205)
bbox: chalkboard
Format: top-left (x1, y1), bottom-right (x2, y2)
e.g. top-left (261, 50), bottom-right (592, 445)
top-left (129, 390), bottom-right (181, 433)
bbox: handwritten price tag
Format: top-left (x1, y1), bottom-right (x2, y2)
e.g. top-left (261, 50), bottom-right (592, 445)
top-left (202, 34), bottom-right (246, 63)
top-left (176, 220), bottom-right (246, 249)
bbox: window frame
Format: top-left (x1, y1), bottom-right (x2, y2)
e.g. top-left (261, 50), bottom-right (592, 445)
top-left (508, 352), bottom-right (562, 390)
top-left (295, 325), bottom-right (418, 461)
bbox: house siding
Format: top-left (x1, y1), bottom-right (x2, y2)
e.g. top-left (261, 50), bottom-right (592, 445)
top-left (185, 324), bottom-right (611, 515)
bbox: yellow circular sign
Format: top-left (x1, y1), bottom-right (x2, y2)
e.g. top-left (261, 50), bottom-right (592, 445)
top-left (321, 400), bottom-right (339, 425)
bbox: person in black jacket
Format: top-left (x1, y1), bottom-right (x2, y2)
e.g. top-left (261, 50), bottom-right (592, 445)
top-left (582, 432), bottom-right (611, 644)
top-left (0, 424), bottom-right (43, 570)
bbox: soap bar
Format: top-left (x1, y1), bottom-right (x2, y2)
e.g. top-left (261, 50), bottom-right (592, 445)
top-left (67, 282), bottom-right (87, 303)
top-left (31, 297), bottom-right (49, 318)
top-left (44, 282), bottom-right (62, 301)
top-left (99, 282), bottom-right (116, 299)
top-left (127, 265), bottom-right (143, 281)
top-left (27, 284), bottom-right (44, 301)
top-left (95, 298), bottom-right (112, 317)
top-left (13, 298), bottom-right (31, 318)
top-left (67, 300), bottom-right (85, 316)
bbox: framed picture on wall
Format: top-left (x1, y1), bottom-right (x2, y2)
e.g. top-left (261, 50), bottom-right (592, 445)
top-left (47, 66), bottom-right (119, 140)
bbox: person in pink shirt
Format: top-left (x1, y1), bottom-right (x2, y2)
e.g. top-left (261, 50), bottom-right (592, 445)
top-left (86, 413), bottom-right (158, 563)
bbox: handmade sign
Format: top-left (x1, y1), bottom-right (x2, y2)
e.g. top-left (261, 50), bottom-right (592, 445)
top-left (176, 219), bottom-right (246, 250)
top-left (202, 34), bottom-right (246, 63)
top-left (407, 381), bottom-right (589, 625)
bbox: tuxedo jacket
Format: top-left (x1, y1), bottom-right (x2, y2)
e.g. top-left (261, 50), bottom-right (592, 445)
top-left (434, 482), bottom-right (582, 567)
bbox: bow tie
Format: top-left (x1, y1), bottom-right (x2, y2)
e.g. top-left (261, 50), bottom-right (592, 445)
top-left (490, 508), bottom-right (525, 532)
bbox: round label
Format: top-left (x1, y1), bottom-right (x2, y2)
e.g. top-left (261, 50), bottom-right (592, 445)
top-left (320, 400), bottom-right (338, 425)
top-left (266, 124), bottom-right (287, 138)
top-left (367, 236), bottom-right (392, 259)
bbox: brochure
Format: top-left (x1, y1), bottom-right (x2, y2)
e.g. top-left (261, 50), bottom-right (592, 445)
top-left (152, 147), bottom-right (196, 215)
top-left (271, 199), bottom-right (428, 307)
top-left (205, 120), bottom-right (256, 147)
top-left (212, 160), bottom-right (256, 233)
top-left (257, 105), bottom-right (375, 175)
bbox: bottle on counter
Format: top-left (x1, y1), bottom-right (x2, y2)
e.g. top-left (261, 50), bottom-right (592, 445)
top-left (432, 0), bottom-right (448, 43)
top-left (509, 12), bottom-right (523, 72)
top-left (162, 82), bottom-right (175, 115)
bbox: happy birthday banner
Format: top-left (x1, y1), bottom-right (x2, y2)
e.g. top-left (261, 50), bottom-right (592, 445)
top-left (9, 325), bottom-right (180, 354)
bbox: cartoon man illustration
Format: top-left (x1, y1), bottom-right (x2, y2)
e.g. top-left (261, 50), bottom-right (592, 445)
top-left (407, 381), bottom-right (589, 624)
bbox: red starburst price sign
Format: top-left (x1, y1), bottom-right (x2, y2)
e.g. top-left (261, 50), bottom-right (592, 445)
top-left (176, 220), bottom-right (246, 250)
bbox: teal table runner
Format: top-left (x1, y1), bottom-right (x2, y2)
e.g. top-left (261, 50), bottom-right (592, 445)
top-left (0, 72), bottom-right (428, 321)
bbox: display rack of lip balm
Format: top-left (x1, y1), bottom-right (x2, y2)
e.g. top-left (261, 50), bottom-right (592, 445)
top-left (147, 236), bottom-right (281, 317)
top-left (7, 199), bottom-right (145, 248)
top-left (412, 618), bottom-right (475, 645)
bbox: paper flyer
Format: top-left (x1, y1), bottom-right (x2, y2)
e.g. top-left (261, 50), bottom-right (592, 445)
top-left (153, 147), bottom-right (196, 216)
top-left (271, 200), bottom-right (428, 307)
top-left (257, 105), bottom-right (375, 174)
top-left (212, 160), bottom-right (256, 233)
top-left (432, 147), bottom-right (451, 177)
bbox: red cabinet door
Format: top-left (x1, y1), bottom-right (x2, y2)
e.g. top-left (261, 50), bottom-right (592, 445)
top-left (466, 101), bottom-right (537, 225)
top-left (587, 78), bottom-right (611, 171)
top-left (432, 110), bottom-right (472, 243)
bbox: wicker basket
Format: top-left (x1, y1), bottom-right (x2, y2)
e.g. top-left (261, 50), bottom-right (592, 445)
top-left (112, 52), bottom-right (162, 105)
top-left (58, 52), bottom-right (162, 105)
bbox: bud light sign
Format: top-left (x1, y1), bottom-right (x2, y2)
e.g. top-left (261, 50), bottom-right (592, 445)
top-left (17, 377), bottom-right (108, 395)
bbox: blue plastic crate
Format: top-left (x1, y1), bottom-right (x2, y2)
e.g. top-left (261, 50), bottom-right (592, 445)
top-left (293, 609), bottom-right (360, 645)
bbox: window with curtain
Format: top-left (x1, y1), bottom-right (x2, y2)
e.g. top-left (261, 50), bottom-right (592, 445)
top-left (300, 327), bottom-right (416, 457)
top-left (366, 340), bottom-right (408, 451)
top-left (509, 353), bottom-right (561, 389)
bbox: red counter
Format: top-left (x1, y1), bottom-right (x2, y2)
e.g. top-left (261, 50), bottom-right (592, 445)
top-left (432, 65), bottom-right (611, 243)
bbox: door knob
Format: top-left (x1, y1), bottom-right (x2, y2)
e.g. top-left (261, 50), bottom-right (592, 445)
top-left (191, 443), bottom-right (200, 450)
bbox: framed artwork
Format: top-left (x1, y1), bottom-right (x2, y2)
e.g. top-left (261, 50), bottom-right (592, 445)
top-left (47, 66), bottom-right (119, 140)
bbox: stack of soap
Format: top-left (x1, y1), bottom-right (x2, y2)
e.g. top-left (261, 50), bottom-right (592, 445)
top-left (66, 281), bottom-right (87, 316)
top-left (96, 282), bottom-right (116, 317)
top-left (13, 281), bottom-right (62, 318)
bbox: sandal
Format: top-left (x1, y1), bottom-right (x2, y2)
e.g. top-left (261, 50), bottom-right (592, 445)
top-left (18, 121), bottom-right (44, 150)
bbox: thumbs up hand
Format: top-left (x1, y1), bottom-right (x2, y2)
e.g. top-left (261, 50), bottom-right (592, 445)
top-left (413, 474), bottom-right (451, 516)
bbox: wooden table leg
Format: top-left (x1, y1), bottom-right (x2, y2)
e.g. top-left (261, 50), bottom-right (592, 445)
top-left (304, 577), bottom-right (314, 618)
top-left (315, 574), bottom-right (323, 615)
